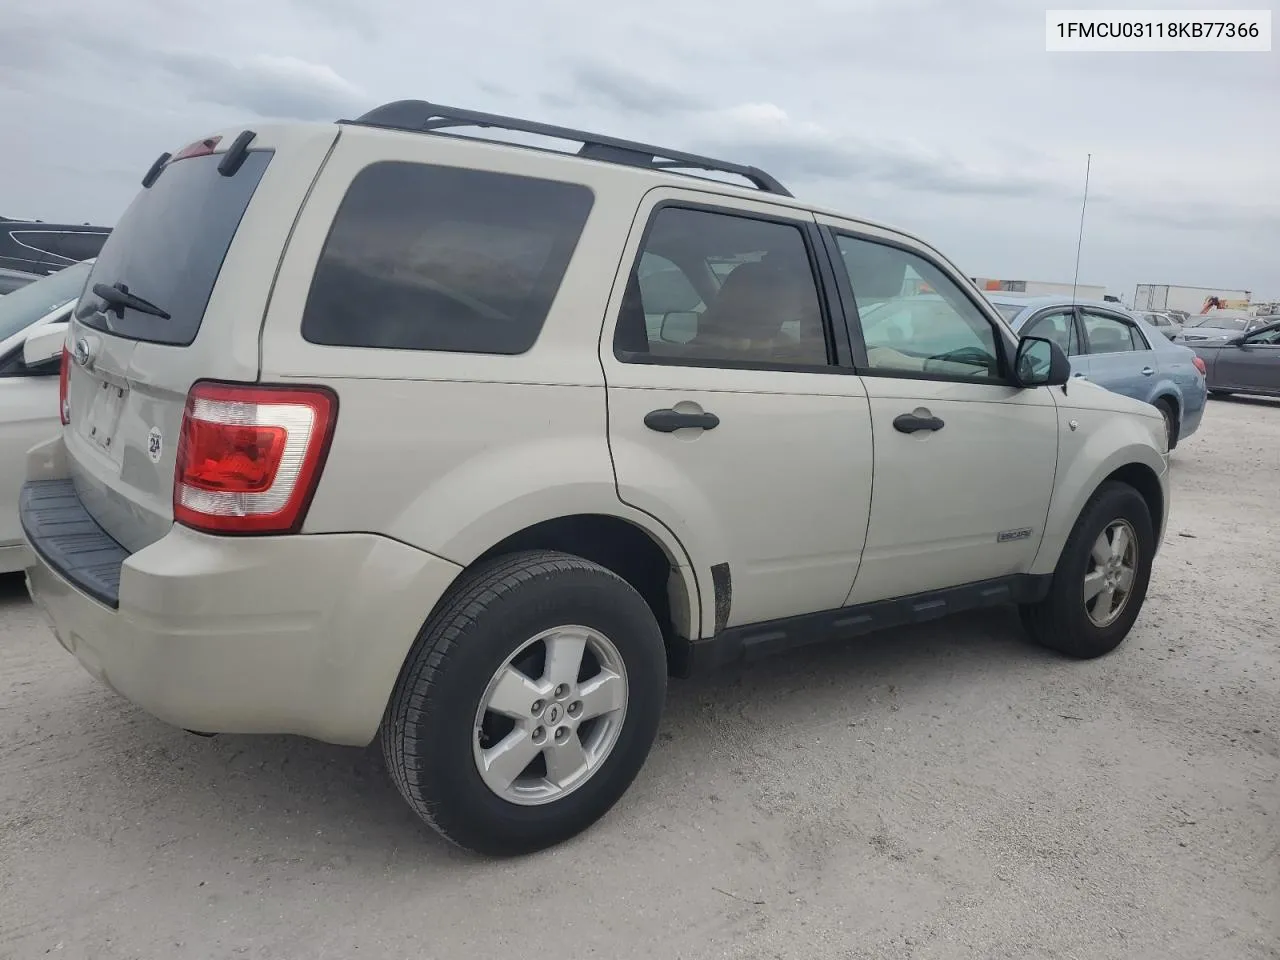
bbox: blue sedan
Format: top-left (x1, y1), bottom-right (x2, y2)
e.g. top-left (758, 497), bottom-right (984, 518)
top-left (988, 295), bottom-right (1207, 449)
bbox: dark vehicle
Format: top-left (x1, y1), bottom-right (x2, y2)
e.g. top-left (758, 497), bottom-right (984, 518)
top-left (0, 217), bottom-right (111, 276)
top-left (1191, 318), bottom-right (1280, 398)
top-left (0, 266), bottom-right (40, 294)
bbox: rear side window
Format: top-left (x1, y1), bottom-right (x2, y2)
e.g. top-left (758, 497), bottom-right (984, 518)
top-left (75, 151), bottom-right (273, 346)
top-left (301, 162), bottom-right (594, 355)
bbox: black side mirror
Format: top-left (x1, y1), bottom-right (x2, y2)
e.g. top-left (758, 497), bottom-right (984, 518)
top-left (1014, 335), bottom-right (1070, 387)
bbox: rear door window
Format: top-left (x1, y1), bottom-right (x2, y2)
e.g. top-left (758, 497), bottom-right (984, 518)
top-left (74, 151), bottom-right (273, 346)
top-left (1081, 310), bottom-right (1144, 354)
top-left (301, 162), bottom-right (594, 355)
top-left (1023, 309), bottom-right (1080, 356)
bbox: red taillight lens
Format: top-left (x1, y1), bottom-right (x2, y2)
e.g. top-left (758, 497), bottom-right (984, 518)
top-left (173, 382), bottom-right (337, 535)
top-left (58, 347), bottom-right (71, 425)
top-left (1192, 356), bottom-right (1207, 376)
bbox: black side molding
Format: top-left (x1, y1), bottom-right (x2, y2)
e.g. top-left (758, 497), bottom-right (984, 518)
top-left (19, 479), bottom-right (130, 609)
top-left (671, 573), bottom-right (1052, 678)
top-left (710, 562), bottom-right (732, 634)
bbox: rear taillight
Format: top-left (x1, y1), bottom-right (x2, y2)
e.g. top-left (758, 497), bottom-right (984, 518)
top-left (173, 382), bottom-right (337, 535)
top-left (1192, 356), bottom-right (1207, 376)
top-left (58, 347), bottom-right (71, 425)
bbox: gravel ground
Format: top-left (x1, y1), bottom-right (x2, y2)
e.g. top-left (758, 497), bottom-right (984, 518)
top-left (1, 397), bottom-right (1277, 960)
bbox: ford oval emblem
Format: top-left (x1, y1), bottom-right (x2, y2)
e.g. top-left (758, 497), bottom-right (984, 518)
top-left (73, 337), bottom-right (91, 367)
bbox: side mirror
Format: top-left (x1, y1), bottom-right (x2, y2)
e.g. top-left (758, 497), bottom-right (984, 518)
top-left (1014, 335), bottom-right (1070, 387)
top-left (22, 324), bottom-right (68, 369)
top-left (659, 311), bottom-right (699, 344)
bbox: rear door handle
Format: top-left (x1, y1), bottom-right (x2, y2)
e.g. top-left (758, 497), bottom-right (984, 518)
top-left (893, 413), bottom-right (945, 434)
top-left (644, 408), bottom-right (720, 433)
top-left (1141, 366), bottom-right (1155, 376)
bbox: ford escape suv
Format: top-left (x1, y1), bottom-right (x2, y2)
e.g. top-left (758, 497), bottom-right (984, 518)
top-left (21, 101), bottom-right (1170, 856)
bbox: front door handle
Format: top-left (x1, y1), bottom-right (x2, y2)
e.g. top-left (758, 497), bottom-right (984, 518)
top-left (1072, 372), bottom-right (1090, 380)
top-left (1141, 366), bottom-right (1155, 376)
top-left (893, 413), bottom-right (945, 434)
top-left (644, 408), bottom-right (720, 433)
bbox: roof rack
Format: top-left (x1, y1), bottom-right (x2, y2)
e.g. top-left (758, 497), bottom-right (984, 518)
top-left (341, 100), bottom-right (793, 197)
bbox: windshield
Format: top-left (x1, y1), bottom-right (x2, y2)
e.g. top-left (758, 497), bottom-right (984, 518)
top-left (992, 302), bottom-right (1025, 323)
top-left (0, 260), bottom-right (92, 342)
top-left (1191, 315), bottom-right (1249, 331)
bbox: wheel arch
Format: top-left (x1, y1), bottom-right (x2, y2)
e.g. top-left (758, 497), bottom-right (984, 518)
top-left (1031, 429), bottom-right (1168, 577)
top-left (470, 513), bottom-right (702, 668)
top-left (1150, 390), bottom-right (1181, 446)
top-left (1099, 461), bottom-right (1165, 543)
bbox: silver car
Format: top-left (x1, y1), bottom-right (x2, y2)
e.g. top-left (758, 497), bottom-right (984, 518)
top-left (1174, 313), bottom-right (1272, 345)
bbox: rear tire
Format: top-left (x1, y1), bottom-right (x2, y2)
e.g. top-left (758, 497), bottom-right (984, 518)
top-left (1155, 398), bottom-right (1179, 451)
top-left (381, 550), bottom-right (667, 856)
top-left (1019, 481), bottom-right (1154, 659)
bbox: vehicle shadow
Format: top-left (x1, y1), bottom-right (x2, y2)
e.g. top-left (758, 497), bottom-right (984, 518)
top-left (38, 604), bottom-right (1055, 871)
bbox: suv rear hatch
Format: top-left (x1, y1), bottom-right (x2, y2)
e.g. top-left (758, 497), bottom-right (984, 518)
top-left (61, 124), bottom-right (339, 553)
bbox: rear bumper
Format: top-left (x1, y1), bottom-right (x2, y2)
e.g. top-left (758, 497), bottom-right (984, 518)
top-left (21, 477), bottom-right (463, 746)
top-left (1179, 394), bottom-right (1205, 440)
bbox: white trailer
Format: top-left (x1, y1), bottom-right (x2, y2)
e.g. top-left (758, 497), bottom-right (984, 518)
top-left (1133, 284), bottom-right (1251, 315)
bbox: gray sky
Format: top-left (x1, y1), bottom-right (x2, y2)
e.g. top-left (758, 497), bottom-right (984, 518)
top-left (3, 0), bottom-right (1276, 299)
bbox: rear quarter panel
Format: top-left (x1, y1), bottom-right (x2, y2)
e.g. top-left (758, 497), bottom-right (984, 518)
top-left (259, 128), bottom-right (705, 640)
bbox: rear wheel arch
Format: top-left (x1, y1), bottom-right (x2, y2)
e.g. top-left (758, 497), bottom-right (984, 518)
top-left (470, 513), bottom-right (699, 667)
top-left (1152, 393), bottom-right (1180, 448)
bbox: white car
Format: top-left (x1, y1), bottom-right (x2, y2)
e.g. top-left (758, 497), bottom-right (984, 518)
top-left (20, 105), bottom-right (1168, 855)
top-left (0, 260), bottom-right (91, 572)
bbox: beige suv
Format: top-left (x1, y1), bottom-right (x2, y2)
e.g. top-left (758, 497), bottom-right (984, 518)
top-left (20, 101), bottom-right (1169, 856)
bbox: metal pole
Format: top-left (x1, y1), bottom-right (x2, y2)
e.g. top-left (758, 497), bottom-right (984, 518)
top-left (1071, 153), bottom-right (1092, 304)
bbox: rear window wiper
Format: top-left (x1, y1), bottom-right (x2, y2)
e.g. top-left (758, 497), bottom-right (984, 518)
top-left (92, 282), bottom-right (171, 320)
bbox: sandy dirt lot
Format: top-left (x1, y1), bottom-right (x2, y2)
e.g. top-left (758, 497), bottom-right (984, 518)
top-left (2, 397), bottom-right (1277, 960)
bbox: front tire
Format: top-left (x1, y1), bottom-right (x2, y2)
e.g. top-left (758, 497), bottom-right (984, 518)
top-left (381, 550), bottom-right (667, 856)
top-left (1020, 481), bottom-right (1154, 659)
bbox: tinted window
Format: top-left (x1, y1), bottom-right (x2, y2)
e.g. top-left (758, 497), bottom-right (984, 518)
top-left (0, 261), bottom-right (92, 343)
top-left (9, 230), bottom-right (62, 271)
top-left (302, 162), bottom-right (593, 355)
top-left (0, 269), bottom-right (37, 295)
top-left (992, 302), bottom-right (1024, 323)
top-left (836, 234), bottom-right (1000, 381)
top-left (1024, 309), bottom-right (1079, 356)
top-left (57, 230), bottom-right (109, 263)
top-left (614, 206), bottom-right (829, 367)
top-left (1082, 311), bottom-right (1142, 353)
top-left (76, 151), bottom-right (272, 346)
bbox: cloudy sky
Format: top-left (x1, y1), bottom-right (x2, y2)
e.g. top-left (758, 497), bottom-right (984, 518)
top-left (3, 0), bottom-right (1276, 299)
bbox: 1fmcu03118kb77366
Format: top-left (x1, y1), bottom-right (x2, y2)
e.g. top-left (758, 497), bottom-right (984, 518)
top-left (20, 101), bottom-right (1170, 856)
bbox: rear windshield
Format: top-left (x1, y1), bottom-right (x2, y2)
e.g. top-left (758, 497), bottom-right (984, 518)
top-left (992, 302), bottom-right (1024, 323)
top-left (74, 150), bottom-right (273, 346)
top-left (301, 161), bottom-right (594, 355)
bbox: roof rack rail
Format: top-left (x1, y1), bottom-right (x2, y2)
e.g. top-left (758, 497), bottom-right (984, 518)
top-left (341, 100), bottom-right (793, 198)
